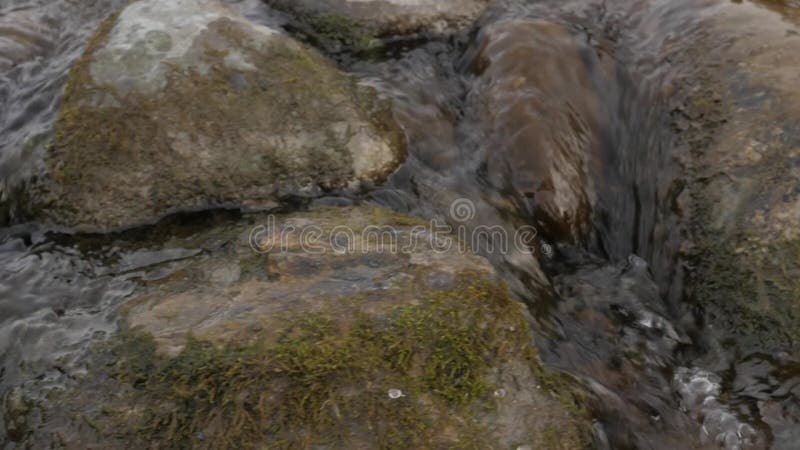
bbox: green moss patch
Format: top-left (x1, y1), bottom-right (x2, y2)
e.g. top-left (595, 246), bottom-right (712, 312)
top-left (275, 9), bottom-right (382, 55)
top-left (305, 12), bottom-right (380, 53)
top-left (687, 218), bottom-right (800, 354)
top-left (102, 278), bottom-right (589, 449)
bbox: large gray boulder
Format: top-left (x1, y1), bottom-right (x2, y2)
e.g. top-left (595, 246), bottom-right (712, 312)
top-left (33, 0), bottom-right (405, 231)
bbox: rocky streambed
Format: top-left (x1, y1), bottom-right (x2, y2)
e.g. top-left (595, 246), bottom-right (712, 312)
top-left (2, 0), bottom-right (800, 448)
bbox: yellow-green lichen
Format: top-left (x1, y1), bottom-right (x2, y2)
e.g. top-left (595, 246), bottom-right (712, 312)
top-left (687, 224), bottom-right (800, 354)
top-left (292, 11), bottom-right (382, 54)
top-left (103, 279), bottom-right (590, 449)
top-left (366, 206), bottom-right (429, 227)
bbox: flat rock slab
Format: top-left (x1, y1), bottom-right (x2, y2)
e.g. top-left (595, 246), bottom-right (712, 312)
top-left (124, 206), bottom-right (496, 355)
top-left (32, 0), bottom-right (405, 231)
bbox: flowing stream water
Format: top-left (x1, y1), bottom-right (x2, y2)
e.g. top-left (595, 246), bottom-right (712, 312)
top-left (2, 0), bottom-right (800, 448)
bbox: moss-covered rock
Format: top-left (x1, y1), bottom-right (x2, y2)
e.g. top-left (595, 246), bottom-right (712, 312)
top-left (16, 206), bottom-right (591, 448)
top-left (673, 2), bottom-right (800, 360)
top-left (32, 0), bottom-right (405, 231)
top-left (660, 7), bottom-right (800, 446)
top-left (267, 0), bottom-right (491, 53)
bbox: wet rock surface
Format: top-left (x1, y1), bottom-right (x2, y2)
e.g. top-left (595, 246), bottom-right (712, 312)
top-left (4, 0), bottom-right (800, 448)
top-left (28, 0), bottom-right (405, 232)
top-left (8, 207), bottom-right (591, 448)
top-left (681, 0), bottom-right (800, 355)
top-left (0, 0), bottom-right (129, 227)
top-left (665, 3), bottom-right (800, 447)
top-left (464, 18), bottom-right (617, 244)
top-left (125, 206), bottom-right (493, 356)
top-left (267, 0), bottom-right (492, 52)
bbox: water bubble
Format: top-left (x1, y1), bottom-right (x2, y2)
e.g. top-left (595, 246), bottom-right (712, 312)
top-left (540, 241), bottom-right (553, 259)
top-left (387, 388), bottom-right (405, 399)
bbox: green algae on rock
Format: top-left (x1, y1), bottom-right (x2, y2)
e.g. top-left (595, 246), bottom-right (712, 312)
top-left (34, 0), bottom-right (405, 231)
top-left (108, 281), bottom-right (589, 449)
top-left (670, 1), bottom-right (800, 360)
top-left (267, 0), bottom-right (492, 52)
top-left (16, 207), bottom-right (591, 449)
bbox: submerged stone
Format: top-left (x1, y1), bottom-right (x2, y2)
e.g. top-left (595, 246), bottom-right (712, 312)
top-left (30, 0), bottom-right (405, 231)
top-left (465, 19), bottom-right (616, 244)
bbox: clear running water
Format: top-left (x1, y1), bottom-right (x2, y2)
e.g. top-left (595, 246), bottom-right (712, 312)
top-left (2, 0), bottom-right (800, 448)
